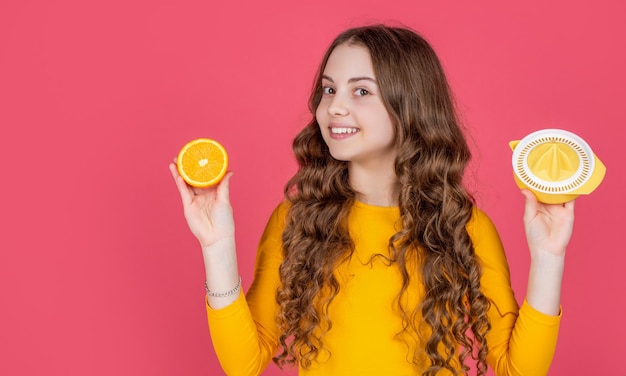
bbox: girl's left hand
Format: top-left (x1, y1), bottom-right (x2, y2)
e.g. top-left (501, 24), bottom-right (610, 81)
top-left (521, 189), bottom-right (575, 258)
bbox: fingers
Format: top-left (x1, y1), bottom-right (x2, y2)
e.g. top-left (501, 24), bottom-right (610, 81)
top-left (521, 188), bottom-right (576, 211)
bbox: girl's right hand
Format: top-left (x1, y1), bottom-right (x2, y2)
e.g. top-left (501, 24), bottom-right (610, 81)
top-left (169, 162), bottom-right (235, 249)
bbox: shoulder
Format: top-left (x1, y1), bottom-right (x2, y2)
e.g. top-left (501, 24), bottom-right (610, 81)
top-left (259, 200), bottom-right (290, 243)
top-left (466, 206), bottom-right (508, 266)
top-left (467, 206), bottom-right (519, 315)
top-left (268, 200), bottom-right (290, 226)
top-left (466, 206), bottom-right (502, 248)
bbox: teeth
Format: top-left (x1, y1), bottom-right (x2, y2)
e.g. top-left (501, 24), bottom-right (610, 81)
top-left (331, 127), bottom-right (359, 134)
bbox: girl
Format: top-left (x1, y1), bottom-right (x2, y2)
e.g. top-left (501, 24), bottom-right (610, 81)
top-left (169, 25), bottom-right (574, 375)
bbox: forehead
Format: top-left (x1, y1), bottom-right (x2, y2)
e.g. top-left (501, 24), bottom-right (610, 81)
top-left (323, 43), bottom-right (375, 77)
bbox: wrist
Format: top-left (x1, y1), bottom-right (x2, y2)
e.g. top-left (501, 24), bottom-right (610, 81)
top-left (205, 276), bottom-right (241, 298)
top-left (201, 236), bottom-right (236, 254)
top-left (529, 256), bottom-right (565, 281)
top-left (199, 231), bottom-right (235, 247)
top-left (529, 247), bottom-right (566, 264)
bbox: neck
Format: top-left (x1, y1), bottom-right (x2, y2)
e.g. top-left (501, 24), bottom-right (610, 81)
top-left (349, 162), bottom-right (400, 207)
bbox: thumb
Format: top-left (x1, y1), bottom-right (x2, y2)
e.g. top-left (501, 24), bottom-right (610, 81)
top-left (521, 189), bottom-right (538, 220)
top-left (216, 172), bottom-right (234, 203)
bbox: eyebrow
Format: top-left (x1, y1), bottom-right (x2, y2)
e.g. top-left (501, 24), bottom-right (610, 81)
top-left (321, 75), bottom-right (377, 84)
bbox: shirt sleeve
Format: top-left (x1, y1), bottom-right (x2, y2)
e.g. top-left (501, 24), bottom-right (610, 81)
top-left (469, 208), bottom-right (561, 376)
top-left (205, 203), bottom-right (287, 376)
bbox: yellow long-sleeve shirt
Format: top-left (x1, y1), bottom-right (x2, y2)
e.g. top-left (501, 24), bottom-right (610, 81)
top-left (206, 201), bottom-right (561, 375)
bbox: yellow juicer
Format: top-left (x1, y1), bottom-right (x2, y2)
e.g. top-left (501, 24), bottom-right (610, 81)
top-left (509, 129), bottom-right (606, 204)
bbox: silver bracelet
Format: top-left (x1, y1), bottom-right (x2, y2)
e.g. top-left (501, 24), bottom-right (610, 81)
top-left (204, 276), bottom-right (241, 298)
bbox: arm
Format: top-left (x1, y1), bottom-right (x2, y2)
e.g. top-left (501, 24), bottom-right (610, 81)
top-left (471, 190), bottom-right (574, 375)
top-left (522, 189), bottom-right (575, 316)
top-left (206, 204), bottom-right (286, 375)
top-left (169, 163), bottom-right (239, 309)
top-left (170, 163), bottom-right (285, 375)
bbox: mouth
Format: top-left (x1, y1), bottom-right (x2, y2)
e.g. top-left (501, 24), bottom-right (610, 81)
top-left (329, 124), bottom-right (360, 136)
top-left (330, 127), bottom-right (359, 135)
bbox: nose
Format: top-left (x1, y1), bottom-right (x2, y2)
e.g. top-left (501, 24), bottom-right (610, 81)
top-left (327, 94), bottom-right (349, 117)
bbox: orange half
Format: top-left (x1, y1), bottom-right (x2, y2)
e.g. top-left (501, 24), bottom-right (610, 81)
top-left (177, 138), bottom-right (228, 188)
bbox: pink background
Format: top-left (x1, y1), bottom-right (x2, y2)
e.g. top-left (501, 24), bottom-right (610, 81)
top-left (1, 0), bottom-right (624, 375)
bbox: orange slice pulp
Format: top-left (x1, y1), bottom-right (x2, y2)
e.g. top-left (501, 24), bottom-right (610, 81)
top-left (177, 138), bottom-right (228, 188)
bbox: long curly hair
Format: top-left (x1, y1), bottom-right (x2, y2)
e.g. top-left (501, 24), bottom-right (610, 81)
top-left (273, 25), bottom-right (491, 375)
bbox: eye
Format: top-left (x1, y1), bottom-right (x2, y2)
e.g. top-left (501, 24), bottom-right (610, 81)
top-left (355, 88), bottom-right (370, 96)
top-left (322, 86), bottom-right (335, 95)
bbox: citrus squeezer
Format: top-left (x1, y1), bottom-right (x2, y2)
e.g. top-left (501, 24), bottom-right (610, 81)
top-left (509, 129), bottom-right (606, 204)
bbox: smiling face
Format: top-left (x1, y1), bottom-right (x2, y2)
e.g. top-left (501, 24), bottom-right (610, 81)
top-left (315, 43), bottom-right (397, 170)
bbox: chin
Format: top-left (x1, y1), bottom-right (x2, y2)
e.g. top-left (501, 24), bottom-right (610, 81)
top-left (329, 154), bottom-right (350, 162)
top-left (326, 147), bottom-right (351, 162)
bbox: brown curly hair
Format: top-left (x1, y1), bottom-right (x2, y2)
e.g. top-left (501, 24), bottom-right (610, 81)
top-left (273, 25), bottom-right (491, 375)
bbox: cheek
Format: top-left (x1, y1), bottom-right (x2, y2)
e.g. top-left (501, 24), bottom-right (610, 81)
top-left (315, 104), bottom-right (325, 123)
top-left (375, 112), bottom-right (397, 143)
top-left (315, 106), bottom-right (327, 139)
